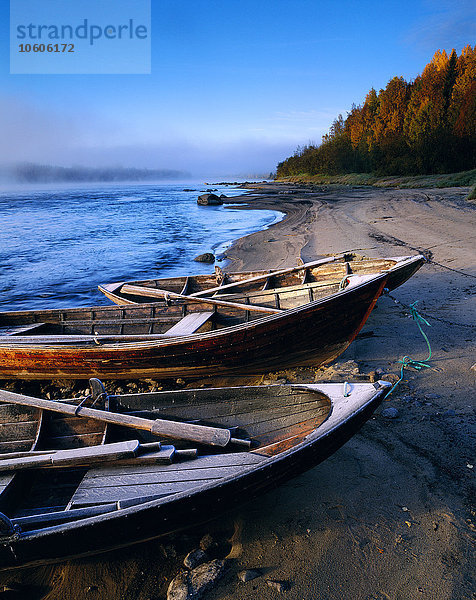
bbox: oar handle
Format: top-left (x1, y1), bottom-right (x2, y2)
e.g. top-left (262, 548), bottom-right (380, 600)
top-left (150, 419), bottom-right (230, 446)
top-left (0, 390), bottom-right (232, 448)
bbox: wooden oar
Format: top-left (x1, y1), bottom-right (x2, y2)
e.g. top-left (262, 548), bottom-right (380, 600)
top-left (189, 255), bottom-right (345, 297)
top-left (0, 440), bottom-right (141, 472)
top-left (120, 285), bottom-right (283, 314)
top-left (0, 390), bottom-right (232, 447)
top-left (0, 443), bottom-right (197, 467)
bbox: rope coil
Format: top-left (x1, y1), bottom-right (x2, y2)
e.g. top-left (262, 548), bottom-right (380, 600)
top-left (384, 301), bottom-right (434, 399)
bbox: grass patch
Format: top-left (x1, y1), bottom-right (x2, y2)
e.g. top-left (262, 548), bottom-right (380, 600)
top-left (276, 169), bottom-right (476, 189)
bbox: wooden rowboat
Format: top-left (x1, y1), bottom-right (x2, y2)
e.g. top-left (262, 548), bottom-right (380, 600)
top-left (0, 379), bottom-right (391, 570)
top-left (98, 254), bottom-right (424, 306)
top-left (0, 273), bottom-right (388, 380)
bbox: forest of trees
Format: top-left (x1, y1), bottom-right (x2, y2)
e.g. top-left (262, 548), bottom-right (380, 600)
top-left (277, 46), bottom-right (476, 177)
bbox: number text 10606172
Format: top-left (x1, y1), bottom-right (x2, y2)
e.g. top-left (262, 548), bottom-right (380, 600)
top-left (18, 43), bottom-right (74, 52)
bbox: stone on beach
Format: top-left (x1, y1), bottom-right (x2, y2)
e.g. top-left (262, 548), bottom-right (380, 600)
top-left (238, 569), bottom-right (262, 582)
top-left (193, 253), bottom-right (215, 263)
top-left (266, 579), bottom-right (289, 592)
top-left (197, 193), bottom-right (223, 205)
top-left (167, 559), bottom-right (227, 600)
top-left (381, 407), bottom-right (399, 419)
top-left (183, 549), bottom-right (208, 570)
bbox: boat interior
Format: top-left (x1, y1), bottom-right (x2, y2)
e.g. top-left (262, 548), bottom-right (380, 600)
top-left (103, 255), bottom-right (401, 304)
top-left (0, 385), bottom-right (331, 534)
top-left (0, 274), bottom-right (362, 342)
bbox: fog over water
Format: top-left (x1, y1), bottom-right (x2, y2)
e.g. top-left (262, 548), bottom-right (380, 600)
top-left (0, 96), bottom-right (299, 179)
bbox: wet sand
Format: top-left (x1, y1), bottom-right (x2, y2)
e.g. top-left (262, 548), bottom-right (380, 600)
top-left (1, 183), bottom-right (474, 599)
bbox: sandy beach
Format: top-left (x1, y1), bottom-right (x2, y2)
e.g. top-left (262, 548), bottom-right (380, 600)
top-left (1, 183), bottom-right (474, 600)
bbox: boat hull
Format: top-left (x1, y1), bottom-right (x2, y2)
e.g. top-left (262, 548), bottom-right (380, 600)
top-left (0, 275), bottom-right (387, 380)
top-left (0, 382), bottom-right (389, 570)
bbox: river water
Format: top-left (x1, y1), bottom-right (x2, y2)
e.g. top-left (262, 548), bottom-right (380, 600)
top-left (0, 182), bottom-right (282, 311)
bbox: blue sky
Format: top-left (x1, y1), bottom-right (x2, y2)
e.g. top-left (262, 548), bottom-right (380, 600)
top-left (1, 0), bottom-right (474, 177)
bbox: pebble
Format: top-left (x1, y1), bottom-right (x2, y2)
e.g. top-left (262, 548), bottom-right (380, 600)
top-left (381, 373), bottom-right (399, 383)
top-left (261, 378), bottom-right (286, 385)
top-left (381, 407), bottom-right (399, 419)
top-left (184, 549), bottom-right (208, 570)
top-left (167, 559), bottom-right (226, 600)
top-left (425, 393), bottom-right (440, 400)
top-left (199, 534), bottom-right (218, 553)
top-left (159, 544), bottom-right (177, 559)
top-left (334, 359), bottom-right (360, 375)
top-left (167, 572), bottom-right (189, 600)
top-left (266, 579), bottom-right (288, 592)
top-left (238, 569), bottom-right (262, 582)
top-left (442, 409), bottom-right (456, 417)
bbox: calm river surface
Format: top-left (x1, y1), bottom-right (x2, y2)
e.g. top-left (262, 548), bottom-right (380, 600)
top-left (0, 182), bottom-right (282, 311)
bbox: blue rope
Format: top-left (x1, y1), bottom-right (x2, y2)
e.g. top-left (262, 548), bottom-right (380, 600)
top-left (384, 301), bottom-right (433, 399)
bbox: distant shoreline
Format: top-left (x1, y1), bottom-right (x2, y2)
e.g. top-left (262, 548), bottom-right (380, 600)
top-left (0, 163), bottom-right (190, 184)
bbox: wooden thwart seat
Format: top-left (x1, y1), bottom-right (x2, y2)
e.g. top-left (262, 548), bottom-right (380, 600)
top-left (164, 311), bottom-right (214, 336)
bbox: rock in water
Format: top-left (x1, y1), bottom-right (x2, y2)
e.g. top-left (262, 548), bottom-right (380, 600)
top-left (194, 253), bottom-right (215, 264)
top-left (197, 193), bottom-right (223, 205)
top-left (167, 559), bottom-right (227, 600)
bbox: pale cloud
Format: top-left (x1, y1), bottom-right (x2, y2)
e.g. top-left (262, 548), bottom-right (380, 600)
top-left (404, 0), bottom-right (476, 52)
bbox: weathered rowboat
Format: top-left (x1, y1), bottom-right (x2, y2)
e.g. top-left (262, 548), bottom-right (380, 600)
top-left (0, 272), bottom-right (388, 380)
top-left (0, 379), bottom-right (391, 570)
top-left (98, 254), bottom-right (424, 306)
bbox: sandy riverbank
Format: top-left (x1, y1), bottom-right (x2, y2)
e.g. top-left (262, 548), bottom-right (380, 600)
top-left (209, 182), bottom-right (475, 600)
top-left (1, 183), bottom-right (474, 600)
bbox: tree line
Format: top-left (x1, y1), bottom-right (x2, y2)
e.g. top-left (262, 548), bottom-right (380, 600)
top-left (277, 46), bottom-right (475, 177)
top-left (3, 163), bottom-right (189, 183)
